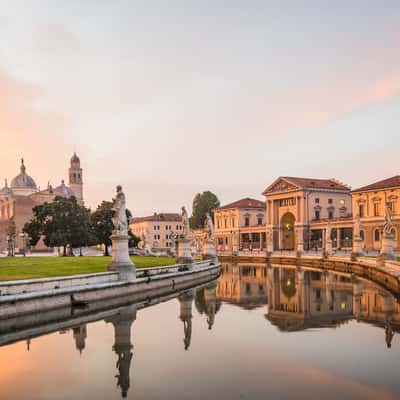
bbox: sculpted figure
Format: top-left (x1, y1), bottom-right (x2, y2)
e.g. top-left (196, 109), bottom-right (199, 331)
top-left (181, 206), bottom-right (190, 237)
top-left (205, 213), bottom-right (214, 240)
top-left (112, 185), bottom-right (128, 235)
top-left (383, 203), bottom-right (394, 237)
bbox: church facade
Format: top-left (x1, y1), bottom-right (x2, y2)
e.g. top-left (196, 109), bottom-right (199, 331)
top-left (0, 153), bottom-right (84, 253)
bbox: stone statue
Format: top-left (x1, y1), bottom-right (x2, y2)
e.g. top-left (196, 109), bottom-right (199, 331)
top-left (181, 206), bottom-right (190, 237)
top-left (112, 185), bottom-right (128, 236)
top-left (383, 203), bottom-right (394, 237)
top-left (205, 213), bottom-right (214, 240)
top-left (354, 213), bottom-right (361, 237)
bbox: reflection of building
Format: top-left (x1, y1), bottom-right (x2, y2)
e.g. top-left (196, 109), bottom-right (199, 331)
top-left (266, 267), bottom-right (353, 331)
top-left (263, 177), bottom-right (352, 251)
top-left (106, 306), bottom-right (136, 398)
top-left (0, 154), bottom-right (84, 252)
top-left (352, 176), bottom-right (400, 251)
top-left (129, 213), bottom-right (182, 252)
top-left (213, 198), bottom-right (266, 253)
top-left (217, 263), bottom-right (268, 309)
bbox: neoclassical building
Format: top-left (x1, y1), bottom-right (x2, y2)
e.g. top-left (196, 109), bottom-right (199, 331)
top-left (129, 213), bottom-right (183, 252)
top-left (262, 177), bottom-right (352, 251)
top-left (0, 154), bottom-right (84, 252)
top-left (213, 198), bottom-right (266, 253)
top-left (352, 175), bottom-right (400, 251)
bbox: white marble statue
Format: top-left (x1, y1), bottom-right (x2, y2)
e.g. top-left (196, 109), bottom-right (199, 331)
top-left (112, 185), bottom-right (129, 236)
top-left (383, 203), bottom-right (394, 237)
top-left (181, 206), bottom-right (190, 237)
top-left (205, 213), bottom-right (214, 241)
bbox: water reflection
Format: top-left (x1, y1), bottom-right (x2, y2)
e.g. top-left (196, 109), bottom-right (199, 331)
top-left (219, 262), bottom-right (400, 347)
top-left (1, 264), bottom-right (400, 399)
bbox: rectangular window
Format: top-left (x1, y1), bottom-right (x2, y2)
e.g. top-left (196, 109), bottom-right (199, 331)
top-left (245, 216), bottom-right (250, 227)
top-left (315, 210), bottom-right (320, 220)
top-left (315, 198), bottom-right (320, 204)
top-left (257, 217), bottom-right (263, 225)
top-left (374, 203), bottom-right (380, 217)
top-left (328, 198), bottom-right (333, 204)
top-left (279, 197), bottom-right (296, 207)
top-left (359, 204), bottom-right (364, 217)
top-left (328, 211), bottom-right (334, 219)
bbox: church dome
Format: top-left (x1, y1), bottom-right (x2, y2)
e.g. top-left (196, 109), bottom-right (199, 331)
top-left (0, 179), bottom-right (12, 197)
top-left (10, 159), bottom-right (37, 195)
top-left (54, 180), bottom-right (75, 198)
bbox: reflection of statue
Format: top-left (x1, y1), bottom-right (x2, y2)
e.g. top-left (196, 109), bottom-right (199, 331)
top-left (112, 185), bottom-right (128, 235)
top-left (181, 206), bottom-right (190, 237)
top-left (383, 203), bottom-right (394, 237)
top-left (183, 319), bottom-right (192, 350)
top-left (116, 351), bottom-right (133, 398)
top-left (205, 213), bottom-right (214, 240)
top-left (385, 318), bottom-right (394, 349)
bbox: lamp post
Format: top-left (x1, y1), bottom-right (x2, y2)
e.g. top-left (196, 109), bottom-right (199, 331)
top-left (19, 232), bottom-right (27, 256)
top-left (6, 235), bottom-right (14, 257)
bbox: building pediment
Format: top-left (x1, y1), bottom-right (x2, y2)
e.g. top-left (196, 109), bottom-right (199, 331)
top-left (262, 177), bottom-right (301, 195)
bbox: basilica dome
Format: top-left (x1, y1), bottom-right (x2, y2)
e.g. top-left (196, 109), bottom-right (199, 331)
top-left (0, 179), bottom-right (12, 197)
top-left (10, 159), bottom-right (37, 195)
top-left (54, 180), bottom-right (75, 198)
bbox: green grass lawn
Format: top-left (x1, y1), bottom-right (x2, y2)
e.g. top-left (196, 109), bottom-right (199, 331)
top-left (0, 256), bottom-right (176, 281)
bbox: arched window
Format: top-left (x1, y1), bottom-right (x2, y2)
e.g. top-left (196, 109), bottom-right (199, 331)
top-left (374, 229), bottom-right (380, 242)
top-left (360, 230), bottom-right (365, 241)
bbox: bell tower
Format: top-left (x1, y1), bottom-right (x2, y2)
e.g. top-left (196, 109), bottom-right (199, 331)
top-left (68, 152), bottom-right (84, 205)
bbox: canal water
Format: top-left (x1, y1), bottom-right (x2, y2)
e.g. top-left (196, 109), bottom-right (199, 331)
top-left (1, 262), bottom-right (400, 400)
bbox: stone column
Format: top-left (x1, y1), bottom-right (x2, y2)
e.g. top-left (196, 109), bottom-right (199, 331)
top-left (378, 232), bottom-right (396, 262)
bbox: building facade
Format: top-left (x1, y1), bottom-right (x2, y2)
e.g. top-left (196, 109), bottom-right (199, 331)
top-left (0, 154), bottom-right (84, 252)
top-left (352, 176), bottom-right (400, 251)
top-left (262, 177), bottom-right (353, 251)
top-left (129, 213), bottom-right (183, 252)
top-left (213, 198), bottom-right (266, 253)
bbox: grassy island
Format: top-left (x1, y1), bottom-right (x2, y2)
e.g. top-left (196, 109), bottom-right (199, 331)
top-left (0, 256), bottom-right (176, 281)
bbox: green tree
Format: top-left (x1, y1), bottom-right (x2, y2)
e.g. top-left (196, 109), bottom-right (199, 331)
top-left (91, 201), bottom-right (134, 255)
top-left (190, 191), bottom-right (220, 229)
top-left (23, 196), bottom-right (92, 256)
top-left (91, 201), bottom-right (114, 256)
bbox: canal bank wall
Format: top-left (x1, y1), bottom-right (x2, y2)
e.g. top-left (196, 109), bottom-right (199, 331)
top-left (0, 261), bottom-right (220, 319)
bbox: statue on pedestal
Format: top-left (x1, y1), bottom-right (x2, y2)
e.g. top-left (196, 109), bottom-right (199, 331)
top-left (181, 206), bottom-right (190, 238)
top-left (383, 203), bottom-right (394, 237)
top-left (108, 186), bottom-right (135, 278)
top-left (205, 213), bottom-right (214, 241)
top-left (112, 185), bottom-right (128, 236)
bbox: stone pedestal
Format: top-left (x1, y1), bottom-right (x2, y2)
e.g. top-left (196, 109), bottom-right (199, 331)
top-left (351, 238), bottom-right (364, 259)
top-left (108, 234), bottom-right (136, 281)
top-left (324, 239), bottom-right (333, 257)
top-left (295, 226), bottom-right (304, 256)
top-left (176, 237), bottom-right (193, 266)
top-left (266, 228), bottom-right (274, 255)
top-left (202, 239), bottom-right (217, 262)
top-left (378, 233), bottom-right (396, 262)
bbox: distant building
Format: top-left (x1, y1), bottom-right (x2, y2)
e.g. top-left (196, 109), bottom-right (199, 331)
top-left (213, 198), bottom-right (266, 253)
top-left (0, 154), bottom-right (84, 252)
top-left (352, 176), bottom-right (400, 251)
top-left (129, 213), bottom-right (182, 252)
top-left (262, 177), bottom-right (352, 251)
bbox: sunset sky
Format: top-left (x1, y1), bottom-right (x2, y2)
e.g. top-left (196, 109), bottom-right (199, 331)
top-left (0, 1), bottom-right (399, 215)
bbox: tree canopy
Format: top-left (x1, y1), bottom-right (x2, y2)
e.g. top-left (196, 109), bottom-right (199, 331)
top-left (23, 196), bottom-right (93, 256)
top-left (190, 191), bottom-right (220, 229)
